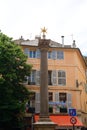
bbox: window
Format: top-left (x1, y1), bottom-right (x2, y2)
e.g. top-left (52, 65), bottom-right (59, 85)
top-left (58, 70), bottom-right (66, 85)
top-left (23, 76), bottom-right (28, 84)
top-left (59, 93), bottom-right (66, 103)
top-left (48, 71), bottom-right (52, 85)
top-left (57, 51), bottom-right (64, 59)
top-left (49, 92), bottom-right (53, 101)
top-left (29, 92), bottom-right (35, 107)
top-left (30, 50), bottom-right (36, 58)
top-left (55, 92), bottom-right (67, 113)
top-left (30, 92), bottom-right (35, 100)
top-left (48, 51), bottom-right (51, 59)
top-left (28, 70), bottom-right (36, 85)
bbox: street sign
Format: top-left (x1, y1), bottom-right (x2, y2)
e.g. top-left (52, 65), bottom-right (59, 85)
top-left (69, 108), bottom-right (76, 116)
top-left (70, 117), bottom-right (77, 124)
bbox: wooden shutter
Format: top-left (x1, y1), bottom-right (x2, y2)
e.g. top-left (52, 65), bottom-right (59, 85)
top-left (55, 92), bottom-right (59, 112)
top-left (55, 92), bottom-right (59, 101)
top-left (67, 93), bottom-right (72, 108)
top-left (35, 93), bottom-right (40, 113)
top-left (35, 70), bottom-right (40, 85)
top-left (24, 48), bottom-right (29, 57)
top-left (52, 70), bottom-right (57, 86)
top-left (52, 51), bottom-right (57, 60)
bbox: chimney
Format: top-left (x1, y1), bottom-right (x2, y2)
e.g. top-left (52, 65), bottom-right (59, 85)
top-left (20, 35), bottom-right (23, 40)
top-left (61, 36), bottom-right (64, 47)
top-left (72, 40), bottom-right (76, 48)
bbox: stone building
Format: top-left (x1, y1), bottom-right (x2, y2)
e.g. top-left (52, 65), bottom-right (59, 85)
top-left (15, 36), bottom-right (87, 129)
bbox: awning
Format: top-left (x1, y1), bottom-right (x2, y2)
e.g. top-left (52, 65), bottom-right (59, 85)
top-left (34, 115), bottom-right (83, 127)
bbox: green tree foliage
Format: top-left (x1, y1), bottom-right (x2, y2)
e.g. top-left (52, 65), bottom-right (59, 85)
top-left (0, 32), bottom-right (32, 129)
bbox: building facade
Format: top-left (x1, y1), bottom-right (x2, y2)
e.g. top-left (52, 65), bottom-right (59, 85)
top-left (15, 37), bottom-right (87, 128)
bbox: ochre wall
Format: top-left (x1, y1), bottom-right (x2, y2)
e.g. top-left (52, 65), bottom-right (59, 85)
top-left (21, 45), bottom-right (87, 114)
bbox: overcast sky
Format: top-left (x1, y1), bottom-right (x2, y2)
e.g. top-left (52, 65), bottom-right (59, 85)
top-left (0, 0), bottom-right (87, 56)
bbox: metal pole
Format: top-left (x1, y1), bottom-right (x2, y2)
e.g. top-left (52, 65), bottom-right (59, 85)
top-left (73, 124), bottom-right (75, 130)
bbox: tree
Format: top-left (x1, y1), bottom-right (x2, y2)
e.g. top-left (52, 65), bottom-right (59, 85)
top-left (0, 32), bottom-right (32, 129)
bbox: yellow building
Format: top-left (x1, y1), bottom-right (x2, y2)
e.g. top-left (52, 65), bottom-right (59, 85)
top-left (15, 36), bottom-right (87, 128)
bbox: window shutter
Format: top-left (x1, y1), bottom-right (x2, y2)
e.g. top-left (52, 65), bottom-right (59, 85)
top-left (55, 92), bottom-right (59, 112)
top-left (52, 51), bottom-right (57, 60)
top-left (36, 49), bottom-right (40, 58)
top-left (67, 93), bottom-right (72, 108)
top-left (55, 92), bottom-right (59, 101)
top-left (35, 70), bottom-right (40, 85)
top-left (24, 48), bottom-right (29, 57)
top-left (52, 70), bottom-right (57, 86)
top-left (35, 93), bottom-right (40, 113)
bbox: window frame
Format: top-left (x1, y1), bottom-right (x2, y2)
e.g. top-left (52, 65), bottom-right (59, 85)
top-left (48, 51), bottom-right (52, 59)
top-left (58, 70), bottom-right (66, 86)
top-left (57, 51), bottom-right (64, 59)
top-left (29, 50), bottom-right (36, 58)
top-left (59, 93), bottom-right (67, 103)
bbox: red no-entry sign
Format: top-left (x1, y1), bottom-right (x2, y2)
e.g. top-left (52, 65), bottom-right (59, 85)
top-left (70, 117), bottom-right (77, 124)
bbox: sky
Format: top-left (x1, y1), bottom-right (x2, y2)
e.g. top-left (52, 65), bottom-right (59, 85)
top-left (0, 0), bottom-right (87, 56)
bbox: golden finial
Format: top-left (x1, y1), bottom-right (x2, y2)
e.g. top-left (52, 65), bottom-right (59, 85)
top-left (41, 27), bottom-right (47, 39)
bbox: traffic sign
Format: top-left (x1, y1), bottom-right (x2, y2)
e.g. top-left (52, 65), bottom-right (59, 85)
top-left (70, 117), bottom-right (77, 124)
top-left (69, 108), bottom-right (76, 116)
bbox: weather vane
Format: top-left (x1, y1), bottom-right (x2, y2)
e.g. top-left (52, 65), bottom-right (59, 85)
top-left (41, 27), bottom-right (47, 39)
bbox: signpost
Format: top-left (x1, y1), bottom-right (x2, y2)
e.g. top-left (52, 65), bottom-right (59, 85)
top-left (70, 117), bottom-right (77, 124)
top-left (69, 108), bottom-right (76, 116)
top-left (70, 117), bottom-right (77, 130)
top-left (69, 108), bottom-right (77, 130)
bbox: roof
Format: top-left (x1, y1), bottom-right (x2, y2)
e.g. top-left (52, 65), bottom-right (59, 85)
top-left (34, 115), bottom-right (83, 127)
